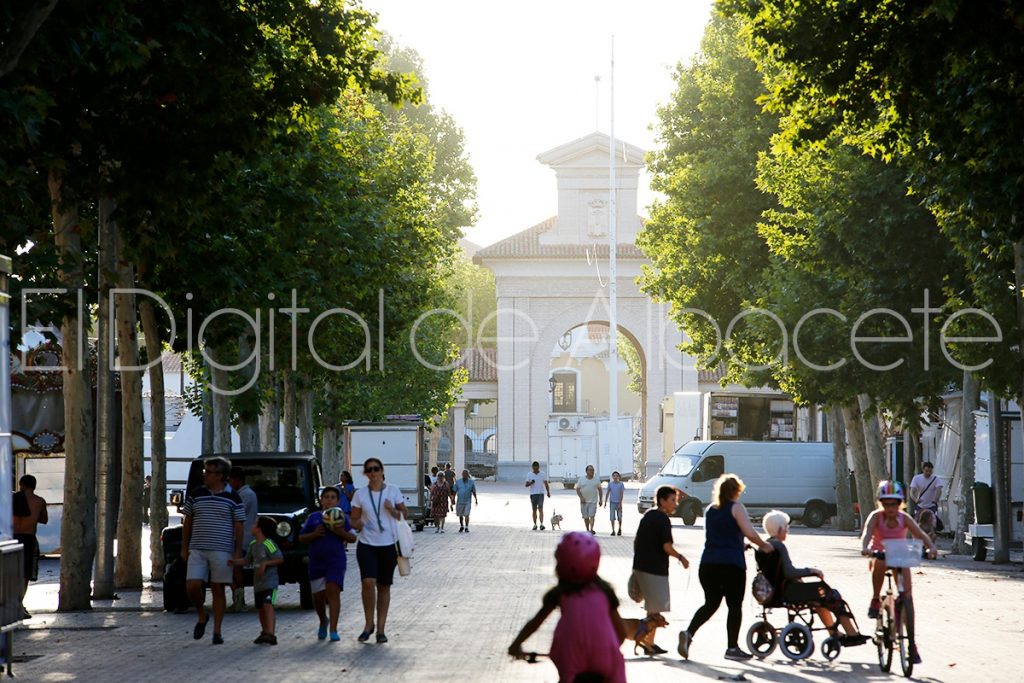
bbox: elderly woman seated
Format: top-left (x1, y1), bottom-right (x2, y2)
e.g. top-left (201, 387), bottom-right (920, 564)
top-left (757, 510), bottom-right (868, 646)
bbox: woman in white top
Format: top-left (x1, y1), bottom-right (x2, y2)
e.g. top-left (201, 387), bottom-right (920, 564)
top-left (350, 457), bottom-right (407, 644)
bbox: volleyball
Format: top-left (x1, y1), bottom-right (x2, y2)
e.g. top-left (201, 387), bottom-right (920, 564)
top-left (322, 507), bottom-right (345, 528)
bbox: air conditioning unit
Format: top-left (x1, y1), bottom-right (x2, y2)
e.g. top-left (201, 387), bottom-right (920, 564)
top-left (558, 417), bottom-right (580, 432)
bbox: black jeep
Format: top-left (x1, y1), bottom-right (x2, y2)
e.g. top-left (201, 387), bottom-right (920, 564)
top-left (161, 452), bottom-right (322, 611)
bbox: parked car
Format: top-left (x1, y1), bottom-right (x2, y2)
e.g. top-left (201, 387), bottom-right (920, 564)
top-left (161, 452), bottom-right (323, 611)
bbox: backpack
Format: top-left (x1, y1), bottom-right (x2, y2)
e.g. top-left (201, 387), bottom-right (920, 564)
top-left (751, 571), bottom-right (774, 604)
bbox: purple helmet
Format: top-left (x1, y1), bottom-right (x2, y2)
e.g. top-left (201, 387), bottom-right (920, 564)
top-left (554, 531), bottom-right (601, 583)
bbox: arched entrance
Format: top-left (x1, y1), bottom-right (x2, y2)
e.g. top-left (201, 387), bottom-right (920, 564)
top-left (546, 322), bottom-right (646, 481)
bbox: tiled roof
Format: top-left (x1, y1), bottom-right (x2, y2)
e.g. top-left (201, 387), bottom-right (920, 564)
top-left (458, 347), bottom-right (497, 382)
top-left (162, 351), bottom-right (183, 374)
top-left (473, 217), bottom-right (647, 261)
top-left (698, 364), bottom-right (728, 384)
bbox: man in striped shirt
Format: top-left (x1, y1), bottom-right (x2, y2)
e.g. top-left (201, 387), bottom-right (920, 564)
top-left (181, 457), bottom-right (245, 645)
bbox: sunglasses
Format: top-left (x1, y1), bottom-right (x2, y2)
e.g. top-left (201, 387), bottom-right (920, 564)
top-left (881, 500), bottom-right (901, 507)
top-left (364, 466), bottom-right (383, 473)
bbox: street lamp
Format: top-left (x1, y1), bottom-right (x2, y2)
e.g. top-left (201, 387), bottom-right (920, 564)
top-left (558, 331), bottom-right (572, 351)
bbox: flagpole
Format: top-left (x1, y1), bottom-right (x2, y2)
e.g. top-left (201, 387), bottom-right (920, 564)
top-left (608, 35), bottom-right (618, 482)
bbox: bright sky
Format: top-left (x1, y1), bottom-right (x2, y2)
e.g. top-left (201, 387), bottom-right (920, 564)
top-left (362, 0), bottom-right (716, 247)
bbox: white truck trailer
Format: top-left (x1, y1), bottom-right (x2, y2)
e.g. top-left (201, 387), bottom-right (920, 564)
top-left (343, 420), bottom-right (427, 530)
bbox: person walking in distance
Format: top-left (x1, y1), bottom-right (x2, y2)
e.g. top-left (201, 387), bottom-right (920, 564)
top-left (181, 457), bottom-right (246, 645)
top-left (678, 473), bottom-right (774, 662)
top-left (430, 470), bottom-right (451, 533)
top-left (575, 465), bottom-right (603, 535)
top-left (605, 471), bottom-right (626, 536)
top-left (525, 461), bottom-right (551, 530)
top-left (12, 474), bottom-right (48, 619)
top-left (452, 469), bottom-right (479, 533)
top-left (142, 475), bottom-right (152, 526)
top-left (350, 457), bottom-right (408, 644)
top-left (229, 466), bottom-right (258, 612)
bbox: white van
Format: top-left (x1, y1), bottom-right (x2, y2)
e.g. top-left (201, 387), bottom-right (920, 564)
top-left (637, 440), bottom-right (838, 528)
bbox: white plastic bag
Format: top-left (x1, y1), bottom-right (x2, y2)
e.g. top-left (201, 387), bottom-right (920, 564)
top-left (395, 512), bottom-right (415, 558)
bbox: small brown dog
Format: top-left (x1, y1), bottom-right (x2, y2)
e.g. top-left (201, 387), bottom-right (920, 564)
top-left (623, 613), bottom-right (669, 654)
top-left (550, 510), bottom-right (563, 530)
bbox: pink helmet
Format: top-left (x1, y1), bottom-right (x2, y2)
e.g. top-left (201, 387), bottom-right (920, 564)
top-left (554, 531), bottom-right (601, 583)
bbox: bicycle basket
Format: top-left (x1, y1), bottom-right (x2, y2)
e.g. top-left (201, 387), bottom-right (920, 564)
top-left (882, 538), bottom-right (923, 567)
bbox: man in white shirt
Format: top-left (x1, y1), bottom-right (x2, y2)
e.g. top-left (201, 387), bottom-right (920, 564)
top-left (525, 461), bottom-right (551, 531)
top-left (910, 461), bottom-right (942, 520)
top-left (575, 465), bottom-right (604, 535)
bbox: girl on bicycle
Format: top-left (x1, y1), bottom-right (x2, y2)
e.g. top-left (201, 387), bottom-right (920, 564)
top-left (860, 480), bottom-right (938, 663)
top-left (509, 531), bottom-right (628, 682)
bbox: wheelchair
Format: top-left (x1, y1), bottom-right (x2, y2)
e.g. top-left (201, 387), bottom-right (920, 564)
top-left (748, 579), bottom-right (862, 661)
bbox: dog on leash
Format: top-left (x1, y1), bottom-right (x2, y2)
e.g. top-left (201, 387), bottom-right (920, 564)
top-left (623, 613), bottom-right (669, 650)
top-left (550, 509), bottom-right (563, 530)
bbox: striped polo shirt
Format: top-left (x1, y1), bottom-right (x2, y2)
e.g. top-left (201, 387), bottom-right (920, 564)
top-left (182, 486), bottom-right (246, 553)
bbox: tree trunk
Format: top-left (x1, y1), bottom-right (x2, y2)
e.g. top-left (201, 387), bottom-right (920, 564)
top-left (828, 408), bottom-right (855, 531)
top-left (283, 373), bottom-right (296, 451)
top-left (114, 246), bottom-right (144, 589)
top-left (904, 429), bottom-right (918, 486)
top-left (954, 371), bottom-right (980, 554)
top-left (201, 386), bottom-right (214, 454)
top-left (322, 428), bottom-right (340, 485)
top-left (857, 394), bottom-right (889, 487)
top-left (210, 348), bottom-right (231, 453)
top-left (51, 169), bottom-right (97, 612)
top-left (237, 334), bottom-right (259, 451)
top-left (93, 195), bottom-right (117, 599)
top-left (259, 375), bottom-right (280, 451)
top-left (990, 390), bottom-right (1011, 563)
top-left (298, 387), bottom-right (313, 453)
top-left (140, 297), bottom-right (168, 578)
top-left (842, 402), bottom-right (875, 526)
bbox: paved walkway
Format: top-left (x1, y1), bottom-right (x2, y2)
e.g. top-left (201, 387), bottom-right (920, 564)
top-left (9, 481), bottom-right (1024, 682)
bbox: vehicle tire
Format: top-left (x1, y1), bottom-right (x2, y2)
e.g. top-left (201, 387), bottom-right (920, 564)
top-left (745, 621), bottom-right (777, 659)
top-left (876, 613), bottom-right (893, 672)
top-left (897, 600), bottom-right (914, 677)
top-left (821, 636), bottom-right (842, 661)
top-left (779, 622), bottom-right (814, 661)
top-left (803, 501), bottom-right (828, 528)
top-left (972, 537), bottom-right (987, 562)
top-left (681, 501), bottom-right (700, 526)
top-left (299, 576), bottom-right (314, 610)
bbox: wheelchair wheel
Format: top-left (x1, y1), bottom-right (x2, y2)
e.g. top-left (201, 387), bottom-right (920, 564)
top-left (821, 636), bottom-right (842, 661)
top-left (745, 621), bottom-right (777, 659)
top-left (779, 622), bottom-right (814, 660)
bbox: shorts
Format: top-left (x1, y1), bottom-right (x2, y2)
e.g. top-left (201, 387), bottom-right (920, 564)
top-left (633, 570), bottom-right (671, 613)
top-left (530, 493), bottom-right (545, 511)
top-left (580, 502), bottom-right (597, 519)
top-left (608, 502), bottom-right (623, 521)
top-left (254, 588), bottom-right (277, 608)
top-left (14, 534), bottom-right (39, 582)
top-left (456, 501), bottom-right (472, 517)
top-left (309, 575), bottom-right (345, 593)
top-left (186, 548), bottom-right (233, 584)
top-left (356, 542), bottom-right (398, 586)
top-left (308, 558), bottom-right (346, 589)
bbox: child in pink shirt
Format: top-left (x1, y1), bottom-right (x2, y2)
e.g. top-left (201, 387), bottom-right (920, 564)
top-left (509, 532), bottom-right (627, 682)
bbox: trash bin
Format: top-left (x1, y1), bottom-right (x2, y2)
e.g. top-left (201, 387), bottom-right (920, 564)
top-left (972, 481), bottom-right (994, 525)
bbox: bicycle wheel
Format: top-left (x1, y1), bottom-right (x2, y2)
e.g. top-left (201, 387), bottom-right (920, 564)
top-left (897, 599), bottom-right (914, 677)
top-left (875, 611), bottom-right (893, 672)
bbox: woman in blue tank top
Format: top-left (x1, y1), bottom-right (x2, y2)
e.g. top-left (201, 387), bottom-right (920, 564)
top-left (677, 474), bottom-right (774, 662)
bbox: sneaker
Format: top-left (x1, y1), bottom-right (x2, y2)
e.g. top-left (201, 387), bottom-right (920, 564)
top-left (868, 598), bottom-right (881, 619)
top-left (435, 527), bottom-right (440, 534)
top-left (678, 631), bottom-right (692, 660)
top-left (318, 623), bottom-right (328, 640)
top-left (459, 527), bottom-right (464, 533)
top-left (540, 524), bottom-right (545, 530)
top-left (263, 634), bottom-right (277, 646)
top-left (330, 631), bottom-right (340, 642)
top-left (465, 528), bottom-right (470, 533)
top-left (617, 529), bottom-right (622, 536)
top-left (440, 528), bottom-right (445, 533)
top-left (532, 524), bottom-right (537, 531)
top-left (589, 530), bottom-right (596, 535)
top-left (611, 531), bottom-right (616, 536)
top-left (212, 633), bottom-right (224, 645)
top-left (724, 647), bottom-right (752, 661)
top-left (910, 645), bottom-right (921, 664)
